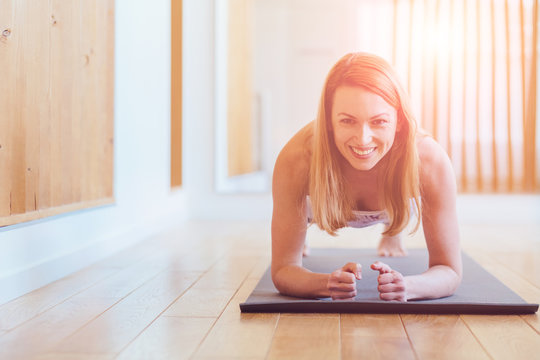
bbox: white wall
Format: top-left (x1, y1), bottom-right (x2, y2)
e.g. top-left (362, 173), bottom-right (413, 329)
top-left (251, 0), bottom-right (358, 180)
top-left (183, 0), bottom-right (272, 220)
top-left (0, 0), bottom-right (187, 305)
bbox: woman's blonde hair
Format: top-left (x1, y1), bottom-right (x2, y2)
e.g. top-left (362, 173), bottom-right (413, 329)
top-left (309, 52), bottom-right (421, 236)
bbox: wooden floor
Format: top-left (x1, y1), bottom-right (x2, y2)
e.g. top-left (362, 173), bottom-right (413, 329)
top-left (0, 220), bottom-right (539, 359)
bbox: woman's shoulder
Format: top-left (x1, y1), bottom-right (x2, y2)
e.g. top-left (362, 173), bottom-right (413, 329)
top-left (415, 133), bottom-right (456, 192)
top-left (275, 122), bottom-right (313, 170)
top-left (416, 134), bottom-right (444, 164)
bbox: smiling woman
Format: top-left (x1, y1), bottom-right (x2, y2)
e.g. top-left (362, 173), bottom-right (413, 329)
top-left (271, 52), bottom-right (462, 303)
top-left (309, 53), bottom-right (421, 239)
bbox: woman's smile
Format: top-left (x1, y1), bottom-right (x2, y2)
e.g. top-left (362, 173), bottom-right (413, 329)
top-left (350, 145), bottom-right (376, 158)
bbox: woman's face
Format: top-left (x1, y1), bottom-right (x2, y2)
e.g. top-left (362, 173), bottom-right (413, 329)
top-left (331, 86), bottom-right (399, 172)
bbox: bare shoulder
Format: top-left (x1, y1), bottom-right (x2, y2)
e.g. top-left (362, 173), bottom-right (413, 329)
top-left (416, 135), bottom-right (456, 197)
top-left (273, 122), bottom-right (313, 197)
top-left (416, 135), bottom-right (447, 166)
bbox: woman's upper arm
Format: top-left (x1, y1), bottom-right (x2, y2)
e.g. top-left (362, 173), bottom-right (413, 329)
top-left (418, 138), bottom-right (462, 276)
top-left (271, 145), bottom-right (310, 276)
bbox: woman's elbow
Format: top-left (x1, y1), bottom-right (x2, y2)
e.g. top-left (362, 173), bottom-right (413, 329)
top-left (271, 265), bottom-right (288, 295)
top-left (447, 265), bottom-right (463, 296)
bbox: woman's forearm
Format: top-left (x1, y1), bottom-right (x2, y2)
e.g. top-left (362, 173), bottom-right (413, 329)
top-left (404, 265), bottom-right (462, 301)
top-left (272, 265), bottom-right (331, 299)
top-left (272, 264), bottom-right (461, 301)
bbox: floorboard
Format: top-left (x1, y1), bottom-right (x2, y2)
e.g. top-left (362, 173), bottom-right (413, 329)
top-left (0, 296), bottom-right (116, 359)
top-left (0, 266), bottom-right (117, 331)
top-left (192, 278), bottom-right (279, 359)
top-left (51, 271), bottom-right (201, 356)
top-left (402, 314), bottom-right (489, 359)
top-left (34, 353), bottom-right (114, 360)
top-left (341, 314), bottom-right (415, 360)
top-left (116, 316), bottom-right (215, 360)
top-left (0, 247), bottom-right (186, 359)
top-left (164, 288), bottom-right (237, 318)
top-left (461, 315), bottom-right (540, 360)
top-left (267, 314), bottom-right (341, 360)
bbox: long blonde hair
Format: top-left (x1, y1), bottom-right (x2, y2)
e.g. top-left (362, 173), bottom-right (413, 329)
top-left (309, 52), bottom-right (421, 236)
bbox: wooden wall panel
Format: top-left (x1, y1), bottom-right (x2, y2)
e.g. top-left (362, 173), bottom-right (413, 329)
top-left (15, 0), bottom-right (50, 214)
top-left (81, 0), bottom-right (98, 203)
top-left (0, 0), bottom-right (14, 217)
top-left (100, 0), bottom-right (115, 200)
top-left (80, 0), bottom-right (115, 202)
top-left (227, 0), bottom-right (255, 176)
top-left (50, 0), bottom-right (79, 208)
top-left (0, 0), bottom-right (114, 227)
top-left (171, 0), bottom-right (182, 188)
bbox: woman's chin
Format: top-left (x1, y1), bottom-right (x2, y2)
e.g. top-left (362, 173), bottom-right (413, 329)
top-left (351, 164), bottom-right (376, 171)
top-left (347, 158), bottom-right (378, 171)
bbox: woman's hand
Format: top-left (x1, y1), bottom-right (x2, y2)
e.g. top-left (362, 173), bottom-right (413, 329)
top-left (371, 261), bottom-right (407, 302)
top-left (327, 262), bottom-right (362, 300)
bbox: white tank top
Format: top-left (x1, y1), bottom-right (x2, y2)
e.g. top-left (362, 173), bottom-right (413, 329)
top-left (306, 196), bottom-right (389, 228)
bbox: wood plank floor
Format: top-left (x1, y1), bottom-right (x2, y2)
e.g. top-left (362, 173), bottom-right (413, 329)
top-left (0, 220), bottom-right (539, 359)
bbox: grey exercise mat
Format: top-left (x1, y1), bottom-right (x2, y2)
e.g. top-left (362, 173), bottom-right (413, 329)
top-left (240, 248), bottom-right (539, 314)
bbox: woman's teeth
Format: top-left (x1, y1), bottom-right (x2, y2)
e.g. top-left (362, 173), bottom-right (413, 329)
top-left (351, 147), bottom-right (375, 156)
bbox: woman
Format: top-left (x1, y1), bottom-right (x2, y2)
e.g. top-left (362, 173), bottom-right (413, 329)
top-left (271, 52), bottom-right (462, 302)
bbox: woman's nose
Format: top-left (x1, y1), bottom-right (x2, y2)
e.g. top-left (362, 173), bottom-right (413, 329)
top-left (357, 123), bottom-right (373, 144)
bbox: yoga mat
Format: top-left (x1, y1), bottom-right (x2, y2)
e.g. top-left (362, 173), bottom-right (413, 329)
top-left (240, 249), bottom-right (539, 314)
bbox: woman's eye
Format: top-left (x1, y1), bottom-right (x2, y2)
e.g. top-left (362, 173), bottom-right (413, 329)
top-left (372, 119), bottom-right (388, 126)
top-left (340, 118), bottom-right (354, 124)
